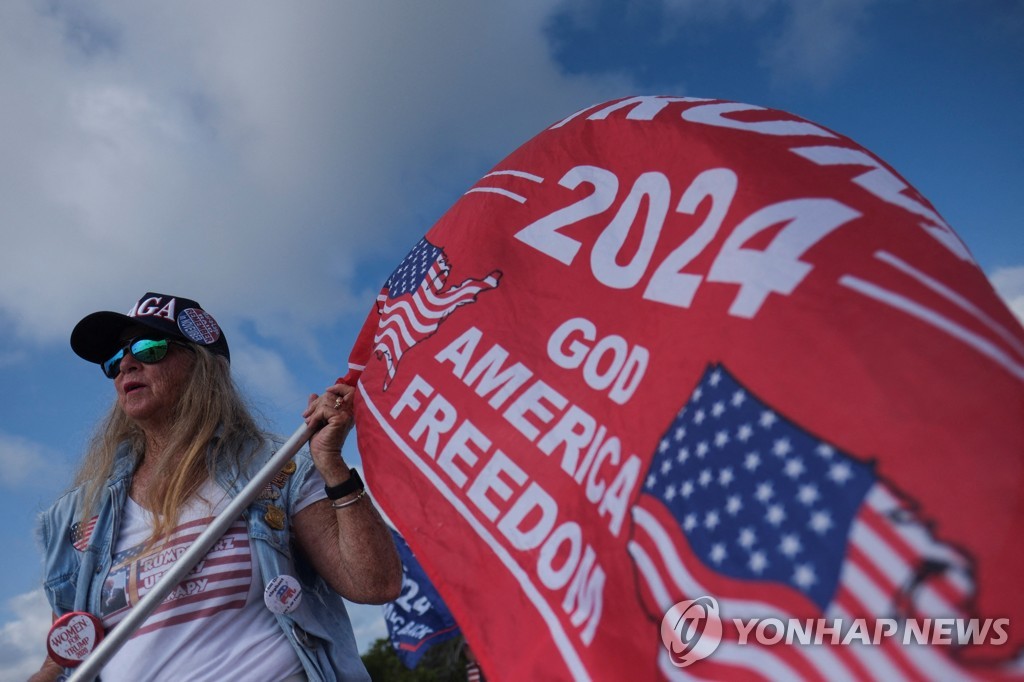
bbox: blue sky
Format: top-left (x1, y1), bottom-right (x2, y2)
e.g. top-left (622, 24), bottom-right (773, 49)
top-left (0, 0), bottom-right (1020, 677)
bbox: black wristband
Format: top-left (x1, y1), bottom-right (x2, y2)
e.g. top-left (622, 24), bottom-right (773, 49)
top-left (324, 468), bottom-right (364, 500)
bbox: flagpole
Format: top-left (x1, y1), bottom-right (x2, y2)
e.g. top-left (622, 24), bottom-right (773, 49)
top-left (67, 422), bottom-right (314, 682)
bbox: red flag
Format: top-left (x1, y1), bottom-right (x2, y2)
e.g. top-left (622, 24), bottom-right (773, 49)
top-left (346, 96), bottom-right (1024, 680)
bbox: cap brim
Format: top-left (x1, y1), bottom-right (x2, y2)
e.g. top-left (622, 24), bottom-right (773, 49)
top-left (70, 312), bottom-right (176, 364)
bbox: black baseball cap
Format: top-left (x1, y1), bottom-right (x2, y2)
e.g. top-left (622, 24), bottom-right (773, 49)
top-left (71, 292), bottom-right (230, 364)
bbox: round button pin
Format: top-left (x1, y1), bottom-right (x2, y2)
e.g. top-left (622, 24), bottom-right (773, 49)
top-left (264, 574), bottom-right (302, 615)
top-left (47, 611), bottom-right (105, 668)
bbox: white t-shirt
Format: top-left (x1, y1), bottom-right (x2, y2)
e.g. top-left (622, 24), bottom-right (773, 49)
top-left (97, 473), bottom-right (326, 681)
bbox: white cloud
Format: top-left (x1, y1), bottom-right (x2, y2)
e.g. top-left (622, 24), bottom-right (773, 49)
top-left (0, 589), bottom-right (51, 681)
top-left (231, 341), bottom-right (309, 420)
top-left (632, 0), bottom-right (876, 88)
top-left (761, 0), bottom-right (878, 88)
top-left (990, 265), bottom-right (1024, 327)
top-left (0, 432), bottom-right (67, 490)
top-left (0, 0), bottom-right (624, 358)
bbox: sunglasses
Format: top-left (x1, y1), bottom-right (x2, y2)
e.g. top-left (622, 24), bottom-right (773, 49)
top-left (101, 337), bottom-right (189, 379)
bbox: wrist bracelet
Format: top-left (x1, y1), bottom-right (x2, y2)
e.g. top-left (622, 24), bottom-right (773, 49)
top-left (324, 468), bottom-right (363, 500)
top-left (330, 488), bottom-right (367, 509)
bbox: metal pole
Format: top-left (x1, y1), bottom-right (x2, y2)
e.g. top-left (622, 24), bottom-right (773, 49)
top-left (68, 422), bottom-right (314, 682)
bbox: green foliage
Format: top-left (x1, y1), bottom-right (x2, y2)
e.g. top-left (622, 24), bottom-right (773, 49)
top-left (361, 636), bottom-right (469, 682)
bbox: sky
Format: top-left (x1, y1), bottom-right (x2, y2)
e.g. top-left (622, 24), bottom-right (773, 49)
top-left (0, 0), bottom-right (1021, 677)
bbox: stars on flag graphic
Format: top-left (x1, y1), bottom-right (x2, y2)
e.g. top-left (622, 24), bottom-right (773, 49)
top-left (629, 364), bottom-right (975, 679)
top-left (373, 238), bottom-right (500, 389)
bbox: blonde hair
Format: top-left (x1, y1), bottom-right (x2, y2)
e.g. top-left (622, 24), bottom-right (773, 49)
top-left (74, 345), bottom-right (265, 546)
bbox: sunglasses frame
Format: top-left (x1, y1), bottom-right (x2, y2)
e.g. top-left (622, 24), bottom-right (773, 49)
top-left (101, 337), bottom-right (190, 379)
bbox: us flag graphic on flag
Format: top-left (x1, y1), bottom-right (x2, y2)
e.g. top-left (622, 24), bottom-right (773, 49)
top-left (373, 238), bottom-right (500, 389)
top-left (629, 364), bottom-right (978, 680)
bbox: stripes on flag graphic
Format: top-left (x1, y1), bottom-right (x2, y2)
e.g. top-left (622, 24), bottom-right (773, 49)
top-left (100, 517), bottom-right (252, 637)
top-left (373, 238), bottom-right (500, 389)
top-left (70, 516), bottom-right (98, 552)
top-left (629, 364), bottom-right (975, 680)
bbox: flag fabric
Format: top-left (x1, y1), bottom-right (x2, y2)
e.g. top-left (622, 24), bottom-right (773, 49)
top-left (466, 661), bottom-right (485, 681)
top-left (631, 363), bottom-right (974, 680)
top-left (371, 237), bottom-right (500, 389)
top-left (343, 96), bottom-right (1024, 681)
top-left (383, 529), bottom-right (462, 668)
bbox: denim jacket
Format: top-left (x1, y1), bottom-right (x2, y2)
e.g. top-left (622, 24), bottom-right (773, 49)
top-left (38, 436), bottom-right (370, 682)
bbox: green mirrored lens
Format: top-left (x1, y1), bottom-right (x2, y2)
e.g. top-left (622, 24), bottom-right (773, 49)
top-left (101, 337), bottom-right (173, 379)
top-left (102, 349), bottom-right (126, 378)
top-left (131, 338), bottom-right (169, 363)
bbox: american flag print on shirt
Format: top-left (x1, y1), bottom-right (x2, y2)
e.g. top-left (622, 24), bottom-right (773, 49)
top-left (629, 364), bottom-right (976, 681)
top-left (373, 238), bottom-right (500, 390)
top-left (100, 517), bottom-right (252, 637)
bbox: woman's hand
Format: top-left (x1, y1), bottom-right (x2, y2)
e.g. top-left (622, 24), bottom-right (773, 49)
top-left (302, 382), bottom-right (356, 485)
top-left (294, 381), bottom-right (403, 602)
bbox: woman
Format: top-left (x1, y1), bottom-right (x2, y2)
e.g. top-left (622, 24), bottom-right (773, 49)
top-left (33, 292), bottom-right (402, 681)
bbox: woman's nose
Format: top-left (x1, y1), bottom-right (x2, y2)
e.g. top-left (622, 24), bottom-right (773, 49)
top-left (119, 350), bottom-right (142, 374)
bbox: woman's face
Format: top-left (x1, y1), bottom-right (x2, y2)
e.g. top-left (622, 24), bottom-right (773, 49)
top-left (112, 330), bottom-right (195, 431)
